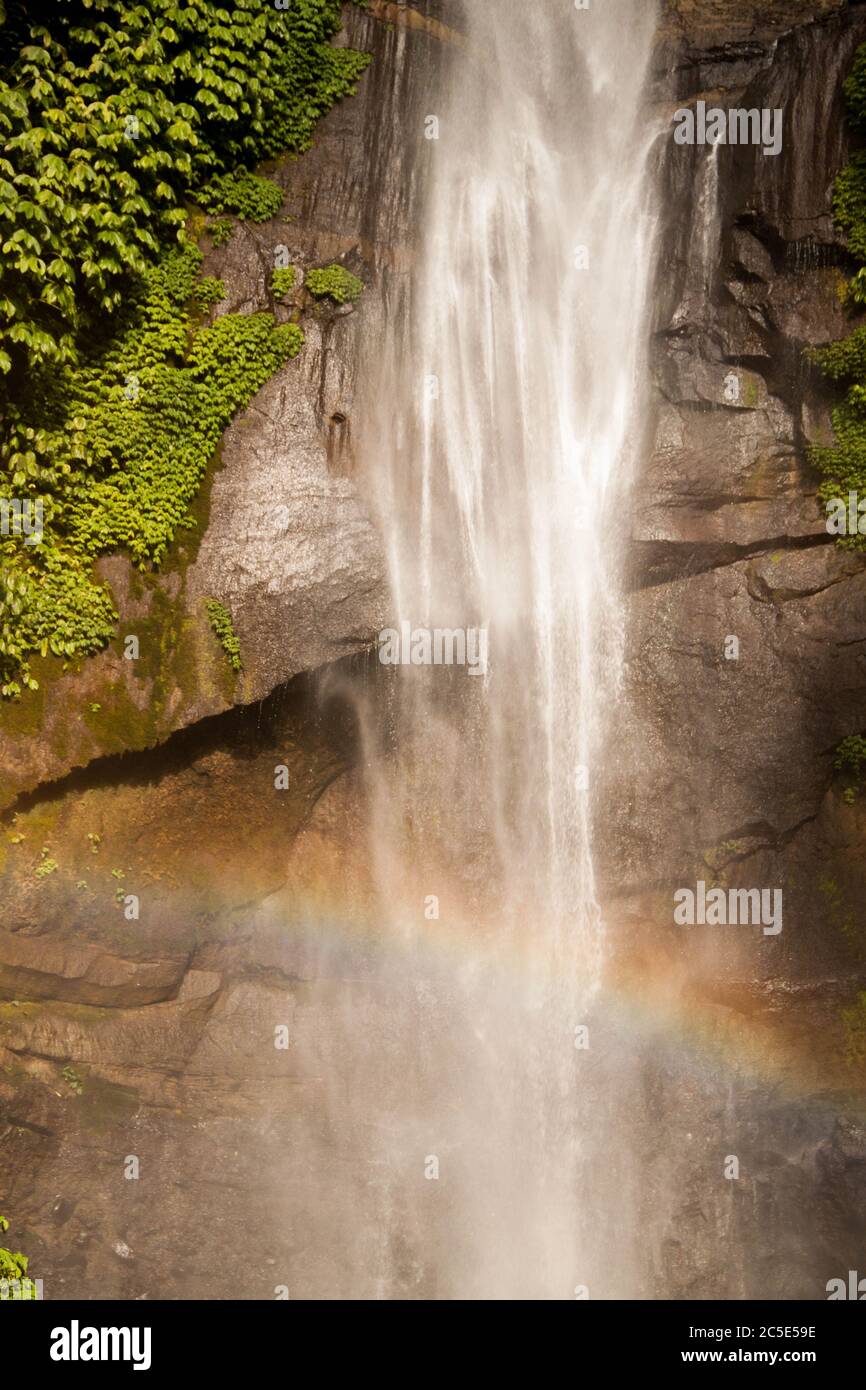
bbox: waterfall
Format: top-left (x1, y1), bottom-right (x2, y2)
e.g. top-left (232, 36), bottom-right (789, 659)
top-left (697, 142), bottom-right (721, 300)
top-left (348, 0), bottom-right (660, 1298)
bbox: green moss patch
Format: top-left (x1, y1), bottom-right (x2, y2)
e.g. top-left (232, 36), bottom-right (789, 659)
top-left (306, 264), bottom-right (365, 305)
top-left (205, 599), bottom-right (242, 675)
top-left (272, 267), bottom-right (298, 301)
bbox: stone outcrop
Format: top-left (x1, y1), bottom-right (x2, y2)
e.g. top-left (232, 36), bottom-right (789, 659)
top-left (0, 3), bottom-right (426, 810)
top-left (608, 1), bottom-right (866, 939)
top-left (606, 0), bottom-right (866, 1297)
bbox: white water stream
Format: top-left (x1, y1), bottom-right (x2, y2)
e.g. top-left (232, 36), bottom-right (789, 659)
top-left (348, 0), bottom-right (660, 1298)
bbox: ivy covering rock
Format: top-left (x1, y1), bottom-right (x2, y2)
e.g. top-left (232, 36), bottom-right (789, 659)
top-left (810, 41), bottom-right (866, 548)
top-left (0, 0), bottom-right (370, 695)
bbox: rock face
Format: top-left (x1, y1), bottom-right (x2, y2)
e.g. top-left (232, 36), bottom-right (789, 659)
top-left (0, 2), bottom-right (449, 1300)
top-left (2, 0), bottom-right (866, 1301)
top-left (604, 0), bottom-right (866, 1297)
top-left (613, 0), bottom-right (866, 957)
top-left (658, 0), bottom-right (847, 55)
top-left (0, 7), bottom-right (423, 810)
top-left (0, 667), bottom-right (366, 1298)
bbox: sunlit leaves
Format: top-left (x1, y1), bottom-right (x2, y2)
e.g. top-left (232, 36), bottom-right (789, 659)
top-left (305, 264), bottom-right (365, 304)
top-left (0, 0), bottom-right (367, 691)
top-left (197, 172), bottom-right (283, 222)
top-left (0, 246), bottom-right (303, 689)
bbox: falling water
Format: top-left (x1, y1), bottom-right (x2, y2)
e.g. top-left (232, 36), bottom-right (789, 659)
top-left (697, 142), bottom-right (721, 297)
top-left (345, 0), bottom-right (659, 1298)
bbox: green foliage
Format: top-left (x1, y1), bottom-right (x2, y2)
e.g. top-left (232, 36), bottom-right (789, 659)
top-left (809, 394), bottom-right (866, 549)
top-left (834, 734), bottom-right (866, 776)
top-left (834, 734), bottom-right (866, 802)
top-left (271, 267), bottom-right (297, 300)
top-left (197, 172), bottom-right (282, 223)
top-left (61, 253), bottom-right (303, 565)
top-left (809, 324), bottom-right (866, 382)
top-left (205, 598), bottom-right (242, 673)
top-left (0, 1214), bottom-right (37, 1298)
top-left (62, 1063), bottom-right (83, 1094)
top-left (208, 218), bottom-right (234, 249)
top-left (810, 44), bottom-right (866, 547)
top-left (0, 540), bottom-right (118, 698)
top-left (192, 275), bottom-right (225, 311)
top-left (34, 844), bottom-right (58, 878)
top-left (832, 153), bottom-right (866, 266)
top-left (1, 245), bottom-right (303, 693)
top-left (0, 2), bottom-right (366, 695)
top-left (843, 43), bottom-right (866, 138)
top-left (0, 1), bottom-right (369, 383)
top-left (306, 264), bottom-right (365, 305)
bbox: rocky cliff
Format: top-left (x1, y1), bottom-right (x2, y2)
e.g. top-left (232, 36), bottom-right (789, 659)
top-left (612, 0), bottom-right (866, 1298)
top-left (0, 1), bottom-right (443, 1299)
top-left (1, 0), bottom-right (864, 1300)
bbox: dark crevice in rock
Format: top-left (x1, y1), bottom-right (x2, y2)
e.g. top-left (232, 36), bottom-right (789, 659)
top-left (643, 484), bottom-right (816, 509)
top-left (1, 1114), bottom-right (56, 1139)
top-left (626, 530), bottom-right (834, 588)
top-left (718, 811), bottom-right (824, 855)
top-left (0, 653), bottom-right (368, 826)
top-left (735, 210), bottom-right (852, 275)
